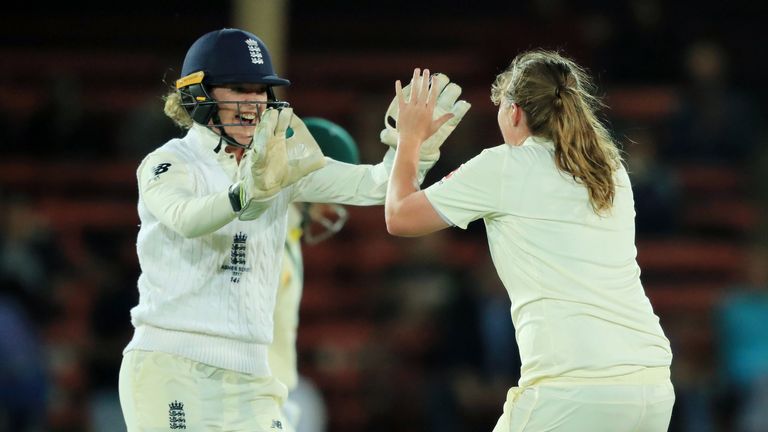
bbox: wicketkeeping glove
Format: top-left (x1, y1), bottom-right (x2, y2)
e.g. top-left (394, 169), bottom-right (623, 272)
top-left (286, 112), bottom-right (329, 183)
top-left (232, 107), bottom-right (326, 220)
top-left (380, 72), bottom-right (471, 161)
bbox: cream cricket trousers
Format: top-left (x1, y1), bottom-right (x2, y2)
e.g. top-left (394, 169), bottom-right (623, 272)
top-left (492, 367), bottom-right (675, 432)
top-left (119, 350), bottom-right (293, 432)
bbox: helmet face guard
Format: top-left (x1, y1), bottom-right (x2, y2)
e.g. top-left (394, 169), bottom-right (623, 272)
top-left (177, 71), bottom-right (289, 128)
top-left (298, 118), bottom-right (360, 244)
top-left (301, 203), bottom-right (349, 245)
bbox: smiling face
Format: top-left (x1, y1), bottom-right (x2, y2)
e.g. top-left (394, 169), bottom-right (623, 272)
top-left (210, 84), bottom-right (269, 147)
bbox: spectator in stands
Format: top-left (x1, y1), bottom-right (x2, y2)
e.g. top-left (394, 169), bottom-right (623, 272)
top-left (0, 198), bottom-right (62, 324)
top-left (18, 75), bottom-right (107, 159)
top-left (425, 256), bottom-right (520, 432)
top-left (0, 201), bottom-right (58, 429)
top-left (714, 242), bottom-right (768, 431)
top-left (588, 0), bottom-right (678, 84)
top-left (84, 233), bottom-right (138, 432)
top-left (661, 39), bottom-right (762, 165)
top-left (367, 230), bottom-right (471, 431)
top-left (622, 124), bottom-right (682, 236)
top-left (0, 279), bottom-right (50, 432)
top-left (114, 95), bottom-right (183, 161)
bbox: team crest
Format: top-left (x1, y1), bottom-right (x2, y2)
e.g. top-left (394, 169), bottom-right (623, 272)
top-left (220, 232), bottom-right (252, 283)
top-left (168, 400), bottom-right (186, 429)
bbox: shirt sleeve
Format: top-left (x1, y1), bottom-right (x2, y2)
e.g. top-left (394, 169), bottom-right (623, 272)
top-left (289, 148), bottom-right (435, 205)
top-left (423, 148), bottom-right (506, 229)
top-left (138, 151), bottom-right (237, 238)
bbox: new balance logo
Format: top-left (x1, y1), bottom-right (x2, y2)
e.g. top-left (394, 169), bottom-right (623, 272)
top-left (153, 163), bottom-right (172, 176)
top-left (169, 400), bottom-right (186, 429)
top-left (271, 419), bottom-right (283, 429)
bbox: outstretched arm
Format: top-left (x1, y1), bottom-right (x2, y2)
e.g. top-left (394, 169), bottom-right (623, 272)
top-left (385, 69), bottom-right (453, 237)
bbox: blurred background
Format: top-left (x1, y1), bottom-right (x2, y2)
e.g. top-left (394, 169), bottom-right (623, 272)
top-left (1, 0), bottom-right (767, 431)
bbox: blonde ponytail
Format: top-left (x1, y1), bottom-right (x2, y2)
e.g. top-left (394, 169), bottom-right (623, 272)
top-left (492, 50), bottom-right (621, 214)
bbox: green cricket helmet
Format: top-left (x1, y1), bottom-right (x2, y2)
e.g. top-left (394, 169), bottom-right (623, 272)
top-left (301, 117), bottom-right (360, 244)
top-left (303, 117), bottom-right (360, 164)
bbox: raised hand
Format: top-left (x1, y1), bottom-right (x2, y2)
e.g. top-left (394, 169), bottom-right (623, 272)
top-left (236, 107), bottom-right (326, 220)
top-left (244, 107), bottom-right (292, 198)
top-left (395, 68), bottom-right (456, 152)
top-left (381, 70), bottom-right (471, 161)
top-left (285, 112), bottom-right (328, 185)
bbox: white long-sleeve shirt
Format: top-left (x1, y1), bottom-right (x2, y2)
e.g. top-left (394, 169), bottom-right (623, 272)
top-left (125, 124), bottom-right (398, 375)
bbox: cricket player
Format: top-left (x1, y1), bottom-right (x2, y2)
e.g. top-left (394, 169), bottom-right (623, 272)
top-left (385, 56), bottom-right (675, 431)
top-left (269, 118), bottom-right (360, 432)
top-left (118, 28), bottom-right (469, 431)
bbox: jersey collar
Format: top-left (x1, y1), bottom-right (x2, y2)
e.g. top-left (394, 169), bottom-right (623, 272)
top-left (524, 135), bottom-right (556, 151)
top-left (189, 123), bottom-right (243, 165)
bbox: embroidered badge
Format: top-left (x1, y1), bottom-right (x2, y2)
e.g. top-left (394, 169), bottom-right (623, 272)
top-left (245, 38), bottom-right (264, 65)
top-left (220, 232), bottom-right (252, 283)
top-left (169, 400), bottom-right (186, 429)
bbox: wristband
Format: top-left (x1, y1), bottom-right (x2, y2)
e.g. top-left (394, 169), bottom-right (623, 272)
top-left (228, 183), bottom-right (243, 213)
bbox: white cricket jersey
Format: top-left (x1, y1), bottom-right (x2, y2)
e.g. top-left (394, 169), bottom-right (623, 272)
top-left (126, 123), bottom-right (396, 375)
top-left (424, 136), bottom-right (672, 387)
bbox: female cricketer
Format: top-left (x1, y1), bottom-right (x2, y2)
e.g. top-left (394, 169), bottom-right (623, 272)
top-left (118, 28), bottom-right (469, 431)
top-left (385, 53), bottom-right (675, 431)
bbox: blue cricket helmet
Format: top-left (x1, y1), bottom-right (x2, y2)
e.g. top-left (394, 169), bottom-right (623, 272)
top-left (174, 28), bottom-right (290, 149)
top-left (180, 28), bottom-right (290, 87)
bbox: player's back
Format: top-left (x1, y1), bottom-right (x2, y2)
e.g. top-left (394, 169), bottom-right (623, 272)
top-left (480, 139), bottom-right (672, 386)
